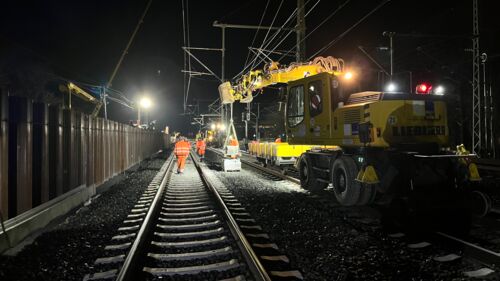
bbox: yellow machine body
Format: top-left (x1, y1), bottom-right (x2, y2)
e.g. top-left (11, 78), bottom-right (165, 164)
top-left (285, 72), bottom-right (449, 148)
top-left (219, 56), bottom-right (344, 104)
top-left (217, 57), bottom-right (484, 209)
top-left (271, 143), bottom-right (319, 158)
top-left (206, 130), bottom-right (216, 143)
top-left (250, 141), bottom-right (336, 164)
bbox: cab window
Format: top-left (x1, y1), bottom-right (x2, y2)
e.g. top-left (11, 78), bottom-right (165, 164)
top-left (308, 80), bottom-right (323, 117)
top-left (287, 85), bottom-right (305, 127)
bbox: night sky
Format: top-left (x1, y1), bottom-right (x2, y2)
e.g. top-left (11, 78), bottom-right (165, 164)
top-left (1, 0), bottom-right (498, 135)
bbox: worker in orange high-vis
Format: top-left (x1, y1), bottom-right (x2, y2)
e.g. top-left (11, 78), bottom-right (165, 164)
top-left (195, 137), bottom-right (206, 162)
top-left (174, 136), bottom-right (190, 174)
top-left (228, 136), bottom-right (239, 159)
top-left (229, 135), bottom-right (238, 146)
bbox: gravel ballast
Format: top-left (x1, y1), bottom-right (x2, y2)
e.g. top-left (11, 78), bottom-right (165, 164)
top-left (203, 158), bottom-right (499, 281)
top-left (0, 151), bottom-right (169, 281)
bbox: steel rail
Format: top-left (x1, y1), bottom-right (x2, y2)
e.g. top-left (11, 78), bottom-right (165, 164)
top-left (115, 153), bottom-right (175, 281)
top-left (436, 232), bottom-right (500, 268)
top-left (190, 152), bottom-right (271, 281)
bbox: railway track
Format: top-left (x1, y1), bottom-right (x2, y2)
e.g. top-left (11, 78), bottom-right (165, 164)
top-left (84, 153), bottom-right (271, 281)
top-left (84, 150), bottom-right (304, 281)
top-left (209, 148), bottom-right (500, 278)
top-left (476, 158), bottom-right (500, 174)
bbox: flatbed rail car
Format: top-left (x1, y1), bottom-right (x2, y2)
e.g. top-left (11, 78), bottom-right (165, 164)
top-left (249, 142), bottom-right (319, 166)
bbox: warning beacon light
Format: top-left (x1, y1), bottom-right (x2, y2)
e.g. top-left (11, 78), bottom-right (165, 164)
top-left (343, 71), bottom-right (353, 80)
top-left (415, 83), bottom-right (432, 95)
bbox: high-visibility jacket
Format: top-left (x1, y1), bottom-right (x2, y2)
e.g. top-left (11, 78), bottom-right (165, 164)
top-left (174, 140), bottom-right (190, 157)
top-left (196, 140), bottom-right (206, 152)
top-left (229, 139), bottom-right (238, 146)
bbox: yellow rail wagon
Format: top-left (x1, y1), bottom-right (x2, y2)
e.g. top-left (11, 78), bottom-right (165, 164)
top-left (253, 142), bottom-right (327, 167)
top-left (257, 143), bottom-right (267, 158)
top-left (248, 142), bottom-right (257, 155)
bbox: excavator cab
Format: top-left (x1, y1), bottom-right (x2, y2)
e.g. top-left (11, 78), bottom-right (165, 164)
top-left (285, 72), bottom-right (356, 146)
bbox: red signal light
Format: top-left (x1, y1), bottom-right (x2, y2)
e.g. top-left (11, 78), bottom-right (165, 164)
top-left (416, 83), bottom-right (432, 94)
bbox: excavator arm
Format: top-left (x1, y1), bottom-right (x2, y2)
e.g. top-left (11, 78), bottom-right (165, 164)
top-left (67, 82), bottom-right (103, 117)
top-left (219, 56), bottom-right (346, 104)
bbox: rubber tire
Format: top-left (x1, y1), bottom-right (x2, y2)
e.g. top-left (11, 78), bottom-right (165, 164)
top-left (470, 191), bottom-right (492, 217)
top-left (331, 156), bottom-right (361, 206)
top-left (357, 184), bottom-right (377, 206)
top-left (299, 156), bottom-right (328, 192)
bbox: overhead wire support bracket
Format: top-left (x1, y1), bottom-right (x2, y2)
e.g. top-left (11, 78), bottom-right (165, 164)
top-left (181, 70), bottom-right (214, 76)
top-left (182, 47), bottom-right (223, 82)
top-left (248, 48), bottom-right (273, 63)
top-left (212, 21), bottom-right (295, 31)
top-left (249, 47), bottom-right (295, 57)
top-left (183, 46), bottom-right (223, 52)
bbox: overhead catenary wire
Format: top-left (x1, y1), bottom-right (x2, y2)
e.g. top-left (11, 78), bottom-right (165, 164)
top-left (249, 0), bottom-right (285, 71)
top-left (267, 0), bottom-right (320, 58)
top-left (38, 71), bottom-right (135, 107)
top-left (243, 0), bottom-right (272, 67)
top-left (245, 1), bottom-right (304, 74)
top-left (277, 0), bottom-right (352, 61)
top-left (233, 4), bottom-right (300, 79)
top-left (308, 0), bottom-right (391, 60)
top-left (236, 1), bottom-right (303, 78)
top-left (255, 0), bottom-right (321, 62)
top-left (234, 0), bottom-right (321, 80)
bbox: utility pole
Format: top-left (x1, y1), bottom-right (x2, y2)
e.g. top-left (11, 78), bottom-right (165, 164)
top-left (221, 26), bottom-right (226, 126)
top-left (296, 0), bottom-right (306, 62)
top-left (103, 88), bottom-right (108, 119)
top-left (489, 83), bottom-right (495, 158)
top-left (245, 103), bottom-right (250, 140)
top-left (480, 53), bottom-right (494, 157)
top-left (255, 103), bottom-right (260, 139)
top-left (471, 0), bottom-right (481, 154)
top-left (382, 31), bottom-right (396, 78)
top-left (481, 53), bottom-right (488, 152)
top-left (137, 106), bottom-right (141, 126)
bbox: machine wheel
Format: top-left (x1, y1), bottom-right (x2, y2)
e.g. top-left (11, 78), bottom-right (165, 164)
top-left (469, 191), bottom-right (492, 217)
top-left (331, 156), bottom-right (361, 206)
top-left (357, 184), bottom-right (377, 206)
top-left (299, 156), bottom-right (327, 191)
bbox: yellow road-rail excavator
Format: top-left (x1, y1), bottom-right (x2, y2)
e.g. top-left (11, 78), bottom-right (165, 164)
top-left (219, 56), bottom-right (489, 226)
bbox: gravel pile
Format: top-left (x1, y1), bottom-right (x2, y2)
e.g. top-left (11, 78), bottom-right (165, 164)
top-left (0, 151), bottom-right (169, 281)
top-left (205, 165), bottom-right (498, 281)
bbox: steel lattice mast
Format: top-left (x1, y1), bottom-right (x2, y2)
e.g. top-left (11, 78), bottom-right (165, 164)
top-left (471, 0), bottom-right (481, 154)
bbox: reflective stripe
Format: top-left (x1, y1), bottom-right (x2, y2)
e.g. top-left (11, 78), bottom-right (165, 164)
top-left (174, 141), bottom-right (191, 156)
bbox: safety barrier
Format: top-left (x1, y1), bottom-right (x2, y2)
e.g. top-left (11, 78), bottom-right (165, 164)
top-left (0, 94), bottom-right (169, 219)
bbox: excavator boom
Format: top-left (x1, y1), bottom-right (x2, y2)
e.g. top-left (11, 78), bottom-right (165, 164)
top-left (219, 56), bottom-right (345, 104)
